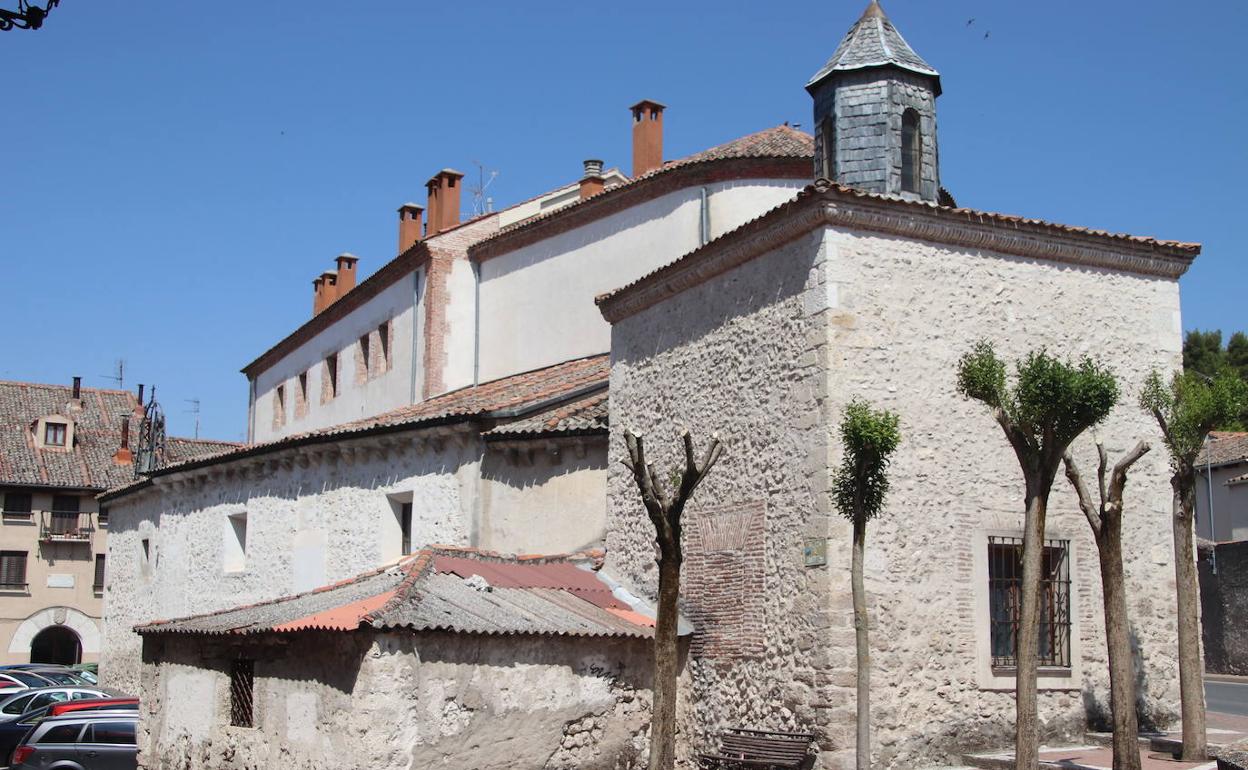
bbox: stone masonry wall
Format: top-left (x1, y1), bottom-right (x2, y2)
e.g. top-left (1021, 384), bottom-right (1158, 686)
top-left (139, 630), bottom-right (654, 770)
top-left (607, 229), bottom-right (835, 765)
top-left (606, 224), bottom-right (1185, 769)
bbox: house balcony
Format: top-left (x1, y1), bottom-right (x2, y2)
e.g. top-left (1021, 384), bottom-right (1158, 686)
top-left (38, 511), bottom-right (93, 543)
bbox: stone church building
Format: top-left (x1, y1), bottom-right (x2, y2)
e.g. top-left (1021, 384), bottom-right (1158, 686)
top-left (99, 3), bottom-right (1198, 768)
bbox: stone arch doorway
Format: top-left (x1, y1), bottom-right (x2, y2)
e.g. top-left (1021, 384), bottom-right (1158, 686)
top-left (30, 625), bottom-right (81, 665)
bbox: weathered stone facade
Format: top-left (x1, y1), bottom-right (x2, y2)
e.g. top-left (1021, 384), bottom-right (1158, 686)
top-left (101, 427), bottom-right (608, 695)
top-left (138, 630), bottom-right (655, 770)
top-left (603, 205), bottom-right (1188, 769)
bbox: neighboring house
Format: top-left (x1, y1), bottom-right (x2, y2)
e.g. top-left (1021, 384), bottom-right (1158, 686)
top-left (0, 378), bottom-right (232, 666)
top-left (101, 2), bottom-right (1198, 769)
top-left (1197, 432), bottom-right (1248, 676)
top-left (1195, 431), bottom-right (1248, 542)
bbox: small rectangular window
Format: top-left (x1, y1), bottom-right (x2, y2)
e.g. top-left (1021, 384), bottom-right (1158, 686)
top-left (223, 513), bottom-right (248, 572)
top-left (400, 502), bottom-right (412, 556)
top-left (230, 659), bottom-right (255, 728)
top-left (140, 538), bottom-right (151, 575)
top-left (988, 536), bottom-right (1071, 669)
top-left (44, 422), bottom-right (67, 447)
top-left (295, 372), bottom-right (309, 419)
top-left (377, 322), bottom-right (391, 373)
top-left (97, 506), bottom-right (109, 525)
top-left (52, 495), bottom-right (79, 513)
top-left (3, 493), bottom-right (32, 516)
top-left (272, 385), bottom-right (286, 429)
top-left (0, 551), bottom-right (28, 589)
top-left (359, 334), bottom-right (371, 375)
top-left (94, 554), bottom-right (106, 591)
top-left (323, 354), bottom-right (339, 402)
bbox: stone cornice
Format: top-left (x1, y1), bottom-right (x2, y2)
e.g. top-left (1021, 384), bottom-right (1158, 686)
top-left (597, 182), bottom-right (1199, 323)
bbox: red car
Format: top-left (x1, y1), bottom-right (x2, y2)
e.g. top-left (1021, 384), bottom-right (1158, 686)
top-left (48, 697), bottom-right (138, 716)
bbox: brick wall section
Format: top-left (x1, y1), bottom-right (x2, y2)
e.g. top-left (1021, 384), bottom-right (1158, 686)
top-left (684, 501), bottom-right (767, 660)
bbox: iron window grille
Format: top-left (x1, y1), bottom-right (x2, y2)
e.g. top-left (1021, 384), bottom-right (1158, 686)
top-left (230, 659), bottom-right (255, 728)
top-left (988, 536), bottom-right (1071, 669)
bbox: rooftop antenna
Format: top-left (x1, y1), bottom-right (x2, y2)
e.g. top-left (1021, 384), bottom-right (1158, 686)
top-left (468, 160), bottom-right (498, 215)
top-left (185, 399), bottom-right (201, 439)
top-left (100, 359), bottom-right (125, 389)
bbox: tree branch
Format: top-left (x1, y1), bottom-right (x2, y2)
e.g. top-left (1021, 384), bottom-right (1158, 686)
top-left (1097, 442), bottom-right (1108, 506)
top-left (1107, 441), bottom-right (1151, 507)
top-left (1062, 450), bottom-right (1103, 535)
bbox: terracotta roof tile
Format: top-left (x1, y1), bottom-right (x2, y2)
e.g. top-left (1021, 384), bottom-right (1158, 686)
top-left (486, 388), bottom-right (608, 438)
top-left (137, 546), bottom-right (676, 639)
top-left (0, 380), bottom-right (235, 491)
top-left (1200, 432), bottom-right (1248, 467)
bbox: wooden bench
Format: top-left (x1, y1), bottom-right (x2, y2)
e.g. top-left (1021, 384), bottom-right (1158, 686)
top-left (698, 727), bottom-right (816, 769)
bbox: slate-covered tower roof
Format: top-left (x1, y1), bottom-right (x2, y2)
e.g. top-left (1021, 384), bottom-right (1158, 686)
top-left (807, 0), bottom-right (943, 202)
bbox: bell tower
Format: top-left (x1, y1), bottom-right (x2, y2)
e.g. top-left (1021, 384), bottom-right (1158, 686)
top-left (807, 0), bottom-right (942, 202)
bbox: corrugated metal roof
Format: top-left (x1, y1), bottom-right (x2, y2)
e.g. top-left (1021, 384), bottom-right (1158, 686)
top-left (137, 547), bottom-right (679, 640)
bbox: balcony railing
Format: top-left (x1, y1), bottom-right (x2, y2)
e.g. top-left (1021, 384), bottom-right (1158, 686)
top-left (38, 511), bottom-right (94, 543)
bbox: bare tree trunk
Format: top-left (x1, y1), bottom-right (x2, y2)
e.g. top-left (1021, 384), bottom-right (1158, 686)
top-left (1172, 480), bottom-right (1207, 761)
top-left (1015, 490), bottom-right (1048, 770)
top-left (1098, 524), bottom-right (1142, 770)
top-left (852, 514), bottom-right (870, 770)
top-left (650, 557), bottom-right (682, 770)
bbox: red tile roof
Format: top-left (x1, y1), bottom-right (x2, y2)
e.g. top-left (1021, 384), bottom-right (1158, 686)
top-left (0, 380), bottom-right (235, 491)
top-left (137, 546), bottom-right (673, 639)
top-left (1200, 432), bottom-right (1248, 467)
top-left (101, 355), bottom-right (609, 501)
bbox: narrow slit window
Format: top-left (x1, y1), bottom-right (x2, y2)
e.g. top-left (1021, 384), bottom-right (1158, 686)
top-left (400, 502), bottom-right (412, 556)
top-left (273, 385), bottom-right (286, 428)
top-left (94, 554), bottom-right (106, 591)
top-left (820, 116), bottom-right (836, 179)
top-left (377, 322), bottom-right (391, 373)
top-left (901, 108), bottom-right (921, 194)
top-left (323, 354), bottom-right (339, 402)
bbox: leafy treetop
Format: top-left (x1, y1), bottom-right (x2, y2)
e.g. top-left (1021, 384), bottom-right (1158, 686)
top-left (957, 341), bottom-right (1119, 457)
top-left (833, 400), bottom-right (901, 523)
top-left (1140, 369), bottom-right (1248, 474)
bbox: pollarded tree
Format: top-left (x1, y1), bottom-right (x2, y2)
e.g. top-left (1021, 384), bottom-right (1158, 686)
top-left (621, 429), bottom-right (724, 770)
top-left (832, 401), bottom-right (901, 770)
top-left (957, 342), bottom-right (1119, 770)
top-left (1140, 369), bottom-right (1248, 760)
top-left (1062, 440), bottom-right (1150, 770)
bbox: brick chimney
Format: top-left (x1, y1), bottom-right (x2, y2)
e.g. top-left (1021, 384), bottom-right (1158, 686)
top-left (72, 376), bottom-right (81, 399)
top-left (425, 169), bottom-right (464, 235)
top-left (580, 159), bottom-right (606, 200)
top-left (335, 254), bottom-right (359, 298)
top-left (113, 414), bottom-right (133, 465)
top-left (630, 100), bottom-right (665, 177)
top-left (398, 203), bottom-right (424, 253)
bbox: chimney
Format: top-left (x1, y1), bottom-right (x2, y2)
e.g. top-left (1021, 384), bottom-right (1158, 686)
top-left (114, 414), bottom-right (133, 465)
top-left (72, 376), bottom-right (81, 399)
top-left (137, 383), bottom-right (145, 405)
top-left (335, 254), bottom-right (359, 298)
top-left (320, 271), bottom-right (339, 310)
top-left (312, 275), bottom-right (325, 315)
top-left (425, 169), bottom-right (465, 235)
top-left (580, 159), bottom-right (606, 200)
top-left (630, 100), bottom-right (665, 177)
top-left (397, 203), bottom-right (424, 253)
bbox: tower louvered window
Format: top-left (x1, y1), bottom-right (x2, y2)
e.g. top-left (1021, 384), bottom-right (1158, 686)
top-left (901, 108), bottom-right (921, 194)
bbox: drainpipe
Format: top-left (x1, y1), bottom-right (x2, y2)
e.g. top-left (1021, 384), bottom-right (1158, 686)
top-left (409, 269), bottom-right (422, 404)
top-left (1207, 453), bottom-right (1218, 574)
top-left (699, 187), bottom-right (710, 246)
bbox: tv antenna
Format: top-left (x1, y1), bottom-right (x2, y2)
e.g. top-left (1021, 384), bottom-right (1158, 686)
top-left (100, 359), bottom-right (125, 389)
top-left (468, 160), bottom-right (498, 215)
top-left (185, 399), bottom-right (201, 439)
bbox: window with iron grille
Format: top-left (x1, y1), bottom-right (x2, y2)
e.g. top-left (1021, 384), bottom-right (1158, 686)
top-left (50, 495), bottom-right (80, 536)
top-left (229, 659), bottom-right (255, 728)
top-left (94, 554), bottom-right (106, 591)
top-left (0, 551), bottom-right (28, 589)
top-left (988, 536), bottom-right (1071, 669)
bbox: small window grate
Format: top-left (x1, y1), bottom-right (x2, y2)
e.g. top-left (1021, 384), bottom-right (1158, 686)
top-left (988, 536), bottom-right (1071, 669)
top-left (229, 659), bottom-right (255, 728)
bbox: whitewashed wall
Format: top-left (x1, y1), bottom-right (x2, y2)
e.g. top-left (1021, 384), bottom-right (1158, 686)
top-left (250, 272), bottom-right (422, 444)
top-left (476, 180), bottom-right (805, 383)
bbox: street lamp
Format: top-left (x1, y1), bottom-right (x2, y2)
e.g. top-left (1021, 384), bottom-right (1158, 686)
top-left (0, 0), bottom-right (59, 31)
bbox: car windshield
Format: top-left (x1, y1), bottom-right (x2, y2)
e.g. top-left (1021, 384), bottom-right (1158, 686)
top-left (30, 671), bottom-right (76, 685)
top-left (2, 693), bottom-right (35, 715)
top-left (6, 672), bottom-right (50, 687)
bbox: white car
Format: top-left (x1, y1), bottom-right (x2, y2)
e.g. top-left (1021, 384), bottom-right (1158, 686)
top-left (0, 687), bottom-right (113, 719)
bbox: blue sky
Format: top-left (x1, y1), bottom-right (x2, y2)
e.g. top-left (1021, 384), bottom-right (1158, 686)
top-left (2, 0), bottom-right (1244, 441)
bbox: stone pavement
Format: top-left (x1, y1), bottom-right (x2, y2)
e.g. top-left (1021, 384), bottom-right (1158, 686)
top-left (957, 712), bottom-right (1248, 770)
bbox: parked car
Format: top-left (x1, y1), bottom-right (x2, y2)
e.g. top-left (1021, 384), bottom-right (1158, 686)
top-left (49, 698), bottom-right (138, 717)
top-left (10, 711), bottom-right (138, 769)
top-left (0, 672), bottom-right (57, 693)
top-left (25, 669), bottom-right (92, 687)
top-left (0, 688), bottom-right (116, 762)
top-left (68, 665), bottom-right (98, 685)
